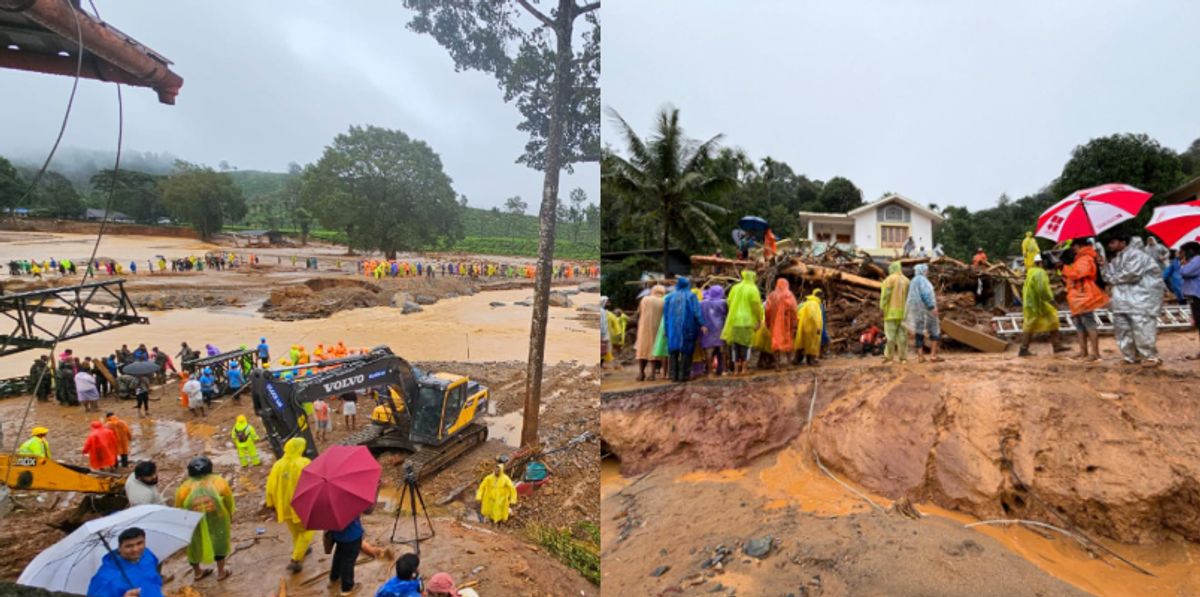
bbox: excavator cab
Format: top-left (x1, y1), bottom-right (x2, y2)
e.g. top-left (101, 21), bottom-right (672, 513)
top-left (250, 346), bottom-right (489, 477)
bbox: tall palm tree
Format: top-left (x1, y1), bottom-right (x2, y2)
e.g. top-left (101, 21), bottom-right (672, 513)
top-left (605, 106), bottom-right (731, 275)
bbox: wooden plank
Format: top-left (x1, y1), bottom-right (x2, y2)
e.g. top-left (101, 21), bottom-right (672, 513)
top-left (942, 319), bottom-right (1008, 353)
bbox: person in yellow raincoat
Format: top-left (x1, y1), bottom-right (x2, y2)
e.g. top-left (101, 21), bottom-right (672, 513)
top-left (794, 290), bottom-right (824, 365)
top-left (230, 415), bottom-right (260, 467)
top-left (475, 459), bottom-right (517, 524)
top-left (18, 426), bottom-right (51, 458)
top-left (176, 457), bottom-right (234, 581)
top-left (721, 271), bottom-right (764, 376)
top-left (266, 437), bottom-right (313, 572)
top-left (879, 261), bottom-right (910, 363)
top-left (1022, 231), bottom-right (1040, 270)
top-left (1019, 253), bottom-right (1068, 357)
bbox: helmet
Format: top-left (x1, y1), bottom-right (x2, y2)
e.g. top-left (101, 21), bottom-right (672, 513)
top-left (203, 367), bottom-right (212, 374)
top-left (187, 456), bottom-right (212, 478)
top-left (31, 426), bottom-right (48, 436)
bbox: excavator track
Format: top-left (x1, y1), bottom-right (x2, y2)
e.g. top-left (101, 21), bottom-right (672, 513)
top-left (404, 423), bottom-right (489, 481)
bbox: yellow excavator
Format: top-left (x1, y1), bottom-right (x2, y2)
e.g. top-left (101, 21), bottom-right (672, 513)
top-left (0, 454), bottom-right (125, 495)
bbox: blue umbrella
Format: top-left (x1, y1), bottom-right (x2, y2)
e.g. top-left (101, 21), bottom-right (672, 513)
top-left (738, 216), bottom-right (769, 233)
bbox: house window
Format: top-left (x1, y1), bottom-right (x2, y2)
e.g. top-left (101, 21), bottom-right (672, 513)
top-left (882, 205), bottom-right (905, 222)
top-left (880, 225), bottom-right (908, 248)
top-left (836, 233), bottom-right (851, 244)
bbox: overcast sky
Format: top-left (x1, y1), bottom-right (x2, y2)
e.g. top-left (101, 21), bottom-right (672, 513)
top-left (0, 1), bottom-right (597, 212)
top-left (603, 0), bottom-right (1199, 211)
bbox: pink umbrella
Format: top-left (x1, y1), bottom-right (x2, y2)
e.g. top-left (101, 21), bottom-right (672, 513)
top-left (1035, 183), bottom-right (1152, 243)
top-left (291, 445), bottom-right (381, 531)
top-left (1147, 200), bottom-right (1200, 249)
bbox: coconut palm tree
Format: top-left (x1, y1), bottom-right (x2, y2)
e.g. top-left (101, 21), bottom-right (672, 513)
top-left (604, 106), bottom-right (732, 274)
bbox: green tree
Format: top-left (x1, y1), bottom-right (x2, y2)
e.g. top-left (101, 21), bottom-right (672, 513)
top-left (1054, 133), bottom-right (1184, 234)
top-left (300, 125), bottom-right (462, 259)
top-left (504, 195), bottom-right (528, 239)
top-left (605, 107), bottom-right (732, 274)
top-left (817, 176), bottom-right (863, 213)
top-left (1179, 137), bottom-right (1199, 177)
top-left (160, 163), bottom-right (247, 240)
top-left (34, 171), bottom-right (84, 218)
top-left (568, 187), bottom-right (587, 242)
top-left (89, 169), bottom-right (166, 224)
top-left (404, 0), bottom-right (600, 448)
top-left (0, 156), bottom-right (26, 216)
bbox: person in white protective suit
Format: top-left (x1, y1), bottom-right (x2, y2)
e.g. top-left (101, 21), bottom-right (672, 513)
top-left (1101, 233), bottom-right (1165, 367)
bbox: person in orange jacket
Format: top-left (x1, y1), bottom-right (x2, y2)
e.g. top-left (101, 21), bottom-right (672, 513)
top-left (104, 412), bottom-right (133, 468)
top-left (1060, 243), bottom-right (1109, 361)
top-left (82, 420), bottom-right (118, 471)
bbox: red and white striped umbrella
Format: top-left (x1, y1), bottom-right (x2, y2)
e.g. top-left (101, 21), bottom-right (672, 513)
top-left (1035, 183), bottom-right (1152, 243)
top-left (1147, 200), bottom-right (1200, 249)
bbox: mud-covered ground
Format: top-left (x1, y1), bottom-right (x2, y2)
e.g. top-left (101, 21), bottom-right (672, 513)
top-left (1, 360), bottom-right (598, 596)
top-left (601, 333), bottom-right (1200, 596)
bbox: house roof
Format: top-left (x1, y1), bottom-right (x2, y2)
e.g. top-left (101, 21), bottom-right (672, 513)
top-left (0, 0), bottom-right (183, 104)
top-left (84, 208), bottom-right (131, 220)
top-left (1164, 175), bottom-right (1200, 203)
top-left (847, 194), bottom-right (945, 223)
top-left (795, 211), bottom-right (853, 221)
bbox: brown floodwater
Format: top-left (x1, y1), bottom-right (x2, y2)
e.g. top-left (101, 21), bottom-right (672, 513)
top-left (603, 444), bottom-right (1200, 597)
top-left (0, 288), bottom-right (596, 377)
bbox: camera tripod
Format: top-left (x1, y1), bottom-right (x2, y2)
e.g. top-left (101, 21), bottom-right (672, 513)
top-left (388, 462), bottom-right (435, 554)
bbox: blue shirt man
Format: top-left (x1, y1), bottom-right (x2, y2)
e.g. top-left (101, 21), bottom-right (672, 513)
top-left (87, 527), bottom-right (163, 597)
top-left (257, 338), bottom-right (270, 363)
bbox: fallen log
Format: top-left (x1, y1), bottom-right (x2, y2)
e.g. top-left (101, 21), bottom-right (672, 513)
top-left (941, 319), bottom-right (1008, 353)
top-left (781, 261), bottom-right (882, 291)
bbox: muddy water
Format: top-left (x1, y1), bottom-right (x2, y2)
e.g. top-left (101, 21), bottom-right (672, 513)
top-left (0, 288), bottom-right (595, 377)
top-left (615, 443), bottom-right (1200, 597)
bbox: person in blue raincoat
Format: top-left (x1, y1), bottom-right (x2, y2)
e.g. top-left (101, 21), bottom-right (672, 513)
top-left (226, 362), bottom-right (244, 397)
top-left (199, 367), bottom-right (216, 405)
top-left (87, 527), bottom-right (163, 597)
top-left (661, 277), bottom-right (706, 382)
top-left (256, 337), bottom-right (270, 366)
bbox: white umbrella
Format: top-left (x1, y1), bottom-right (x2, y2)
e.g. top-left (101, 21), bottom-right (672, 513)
top-left (17, 504), bottom-right (202, 594)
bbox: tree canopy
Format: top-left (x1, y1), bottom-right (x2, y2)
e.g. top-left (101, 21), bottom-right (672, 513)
top-left (300, 125), bottom-right (462, 259)
top-left (89, 169), bottom-right (166, 224)
top-left (159, 163), bottom-right (247, 240)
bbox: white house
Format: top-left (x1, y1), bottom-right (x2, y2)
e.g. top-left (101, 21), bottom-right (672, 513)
top-left (797, 194), bottom-right (944, 256)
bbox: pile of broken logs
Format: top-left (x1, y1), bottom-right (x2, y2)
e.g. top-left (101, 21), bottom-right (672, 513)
top-left (689, 245), bottom-right (1028, 353)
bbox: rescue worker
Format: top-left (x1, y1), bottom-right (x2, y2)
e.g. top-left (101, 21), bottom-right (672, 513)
top-left (231, 415), bottom-right (261, 467)
top-left (18, 426), bottom-right (51, 459)
top-left (28, 355), bottom-right (51, 402)
top-left (634, 285), bottom-right (667, 381)
top-left (1060, 243), bottom-right (1108, 361)
top-left (764, 278), bottom-right (798, 369)
top-left (199, 367), bottom-right (216, 405)
top-left (105, 412), bottom-right (133, 468)
top-left (289, 344), bottom-right (301, 365)
top-left (476, 457), bottom-right (518, 524)
top-left (879, 261), bottom-right (911, 364)
top-left (82, 420), bottom-right (118, 471)
top-left (662, 277), bottom-right (706, 382)
top-left (905, 263), bottom-right (942, 363)
top-left (176, 457), bottom-right (234, 581)
top-left (795, 290), bottom-right (824, 365)
top-left (1101, 234), bottom-right (1165, 366)
top-left (125, 460), bottom-right (166, 506)
top-left (1022, 231), bottom-right (1040, 270)
top-left (972, 247), bottom-right (988, 267)
top-left (226, 362), bottom-right (245, 398)
top-left (721, 271), bottom-right (764, 376)
top-left (371, 403), bottom-right (394, 425)
top-left (86, 527), bottom-right (164, 597)
top-left (1019, 253), bottom-right (1069, 356)
top-left (257, 337), bottom-right (270, 366)
top-left (265, 437), bottom-right (313, 573)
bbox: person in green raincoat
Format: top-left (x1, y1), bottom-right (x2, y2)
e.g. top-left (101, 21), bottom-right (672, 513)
top-left (176, 457), bottom-right (234, 581)
top-left (230, 415), bottom-right (261, 467)
top-left (476, 458), bottom-right (517, 523)
top-left (721, 271), bottom-right (764, 376)
top-left (1019, 253), bottom-right (1068, 356)
top-left (1022, 231), bottom-right (1040, 270)
top-left (879, 262), bottom-right (910, 363)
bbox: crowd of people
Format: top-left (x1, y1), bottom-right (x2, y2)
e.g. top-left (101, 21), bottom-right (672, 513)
top-left (358, 258), bottom-right (598, 281)
top-left (608, 232), bottom-right (1200, 381)
top-left (5, 252), bottom-right (260, 279)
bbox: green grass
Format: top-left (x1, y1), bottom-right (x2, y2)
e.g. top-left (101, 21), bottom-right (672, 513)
top-left (447, 236), bottom-right (597, 260)
top-left (528, 522), bottom-right (600, 585)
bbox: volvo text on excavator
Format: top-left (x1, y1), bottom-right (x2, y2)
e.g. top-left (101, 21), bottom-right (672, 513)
top-left (249, 346), bottom-right (489, 479)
